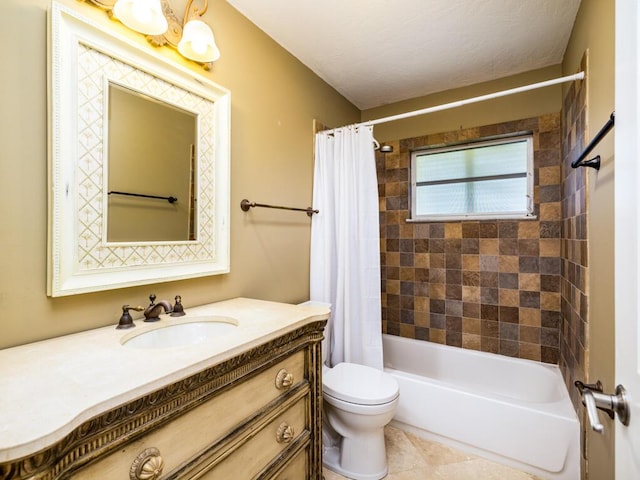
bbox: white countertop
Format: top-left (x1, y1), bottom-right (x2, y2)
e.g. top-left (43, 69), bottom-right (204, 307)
top-left (0, 298), bottom-right (329, 462)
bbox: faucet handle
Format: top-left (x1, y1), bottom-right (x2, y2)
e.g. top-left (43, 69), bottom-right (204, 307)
top-left (148, 293), bottom-right (157, 305)
top-left (116, 305), bottom-right (144, 330)
top-left (170, 295), bottom-right (186, 317)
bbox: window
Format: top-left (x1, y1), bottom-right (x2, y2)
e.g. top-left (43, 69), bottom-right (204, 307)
top-left (410, 134), bottom-right (534, 221)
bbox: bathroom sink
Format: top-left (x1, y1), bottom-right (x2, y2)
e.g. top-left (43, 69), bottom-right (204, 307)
top-left (121, 316), bottom-right (239, 349)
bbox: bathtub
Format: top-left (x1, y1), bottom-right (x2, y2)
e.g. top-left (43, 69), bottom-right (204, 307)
top-left (382, 334), bottom-right (580, 480)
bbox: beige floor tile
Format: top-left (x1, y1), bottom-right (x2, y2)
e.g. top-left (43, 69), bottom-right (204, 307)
top-left (322, 426), bottom-right (545, 480)
top-left (384, 425), bottom-right (431, 474)
top-left (402, 429), bottom-right (476, 467)
top-left (433, 457), bottom-right (541, 480)
top-left (385, 468), bottom-right (438, 480)
top-left (322, 468), bottom-right (349, 480)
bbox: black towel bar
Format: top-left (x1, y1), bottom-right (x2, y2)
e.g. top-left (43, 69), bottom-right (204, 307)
top-left (571, 112), bottom-right (615, 170)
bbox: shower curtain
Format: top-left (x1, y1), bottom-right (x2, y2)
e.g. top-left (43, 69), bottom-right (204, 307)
top-left (310, 125), bottom-right (383, 370)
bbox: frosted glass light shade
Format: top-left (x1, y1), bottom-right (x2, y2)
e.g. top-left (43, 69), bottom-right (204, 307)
top-left (178, 19), bottom-right (220, 63)
top-left (113, 0), bottom-right (168, 35)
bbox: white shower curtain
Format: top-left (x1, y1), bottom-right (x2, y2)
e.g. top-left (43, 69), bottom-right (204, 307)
top-left (310, 125), bottom-right (383, 370)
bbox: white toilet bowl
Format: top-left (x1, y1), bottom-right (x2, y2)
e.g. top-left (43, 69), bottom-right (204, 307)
top-left (322, 362), bottom-right (399, 480)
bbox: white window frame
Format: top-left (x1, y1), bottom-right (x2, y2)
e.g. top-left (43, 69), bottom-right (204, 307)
top-left (409, 133), bottom-right (535, 222)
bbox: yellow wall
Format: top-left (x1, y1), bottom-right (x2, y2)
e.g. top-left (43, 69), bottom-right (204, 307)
top-left (361, 65), bottom-right (562, 141)
top-left (562, 1), bottom-right (616, 479)
top-left (0, 0), bottom-right (359, 349)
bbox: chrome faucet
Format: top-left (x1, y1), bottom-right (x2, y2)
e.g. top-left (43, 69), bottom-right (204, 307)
top-left (144, 294), bottom-right (173, 322)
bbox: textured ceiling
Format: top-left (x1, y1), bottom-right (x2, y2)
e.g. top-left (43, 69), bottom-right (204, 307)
top-left (226, 0), bottom-right (581, 110)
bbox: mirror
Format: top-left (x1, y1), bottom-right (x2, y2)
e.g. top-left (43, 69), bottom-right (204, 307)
top-left (47, 2), bottom-right (231, 297)
top-left (107, 83), bottom-right (197, 242)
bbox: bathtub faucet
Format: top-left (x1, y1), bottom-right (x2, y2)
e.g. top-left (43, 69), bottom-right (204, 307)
top-left (143, 294), bottom-right (173, 322)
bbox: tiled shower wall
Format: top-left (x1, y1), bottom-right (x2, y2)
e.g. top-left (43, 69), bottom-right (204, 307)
top-left (560, 74), bottom-right (589, 407)
top-left (379, 114), bottom-right (563, 363)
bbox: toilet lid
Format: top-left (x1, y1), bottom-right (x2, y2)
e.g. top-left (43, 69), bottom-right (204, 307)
top-left (323, 363), bottom-right (399, 405)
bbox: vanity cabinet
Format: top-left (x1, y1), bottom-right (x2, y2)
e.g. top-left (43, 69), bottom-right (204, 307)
top-left (0, 320), bottom-right (326, 480)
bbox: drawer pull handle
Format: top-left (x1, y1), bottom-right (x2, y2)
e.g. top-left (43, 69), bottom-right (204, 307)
top-left (276, 422), bottom-right (295, 443)
top-left (130, 447), bottom-right (165, 480)
top-left (275, 369), bottom-right (294, 389)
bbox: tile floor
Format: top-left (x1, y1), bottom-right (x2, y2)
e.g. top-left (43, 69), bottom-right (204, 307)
top-left (322, 426), bottom-right (545, 480)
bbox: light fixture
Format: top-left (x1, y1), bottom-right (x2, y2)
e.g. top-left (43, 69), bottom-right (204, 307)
top-left (113, 0), bottom-right (168, 35)
top-left (89, 0), bottom-right (220, 68)
top-left (178, 17), bottom-right (220, 62)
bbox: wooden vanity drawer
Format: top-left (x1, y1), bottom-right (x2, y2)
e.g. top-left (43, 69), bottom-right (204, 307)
top-left (271, 447), bottom-right (308, 479)
top-left (194, 395), bottom-right (309, 479)
top-left (71, 351), bottom-right (305, 479)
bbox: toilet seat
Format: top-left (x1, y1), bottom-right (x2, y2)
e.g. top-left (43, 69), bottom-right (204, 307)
top-left (323, 389), bottom-right (399, 416)
top-left (323, 362), bottom-right (399, 405)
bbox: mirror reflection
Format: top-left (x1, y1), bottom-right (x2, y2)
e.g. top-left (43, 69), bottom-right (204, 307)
top-left (107, 83), bottom-right (197, 242)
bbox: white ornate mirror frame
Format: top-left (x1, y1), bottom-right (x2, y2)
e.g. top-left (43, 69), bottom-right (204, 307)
top-left (47, 1), bottom-right (230, 296)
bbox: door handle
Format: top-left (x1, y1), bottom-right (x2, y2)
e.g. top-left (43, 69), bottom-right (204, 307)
top-left (575, 380), bottom-right (630, 434)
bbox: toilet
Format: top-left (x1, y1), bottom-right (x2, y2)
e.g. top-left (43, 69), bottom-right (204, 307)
top-left (299, 301), bottom-right (399, 480)
top-left (322, 362), bottom-right (399, 479)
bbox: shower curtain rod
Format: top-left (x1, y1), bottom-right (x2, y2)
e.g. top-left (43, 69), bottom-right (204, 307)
top-left (322, 72), bottom-right (585, 133)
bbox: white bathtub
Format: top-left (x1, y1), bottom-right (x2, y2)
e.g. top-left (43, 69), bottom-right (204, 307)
top-left (382, 334), bottom-right (580, 480)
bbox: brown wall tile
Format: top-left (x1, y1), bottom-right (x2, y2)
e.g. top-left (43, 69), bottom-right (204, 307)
top-left (499, 288), bottom-right (520, 307)
top-left (520, 307), bottom-right (541, 327)
top-left (381, 114), bottom-right (562, 363)
top-left (520, 342), bottom-right (542, 361)
top-left (519, 273), bottom-right (541, 291)
top-left (559, 73), bottom-right (590, 409)
top-left (540, 238), bottom-right (561, 257)
top-left (539, 166), bottom-right (561, 186)
top-left (519, 221), bottom-right (540, 239)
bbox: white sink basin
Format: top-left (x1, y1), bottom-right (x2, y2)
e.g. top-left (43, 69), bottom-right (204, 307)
top-left (121, 316), bottom-right (239, 349)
